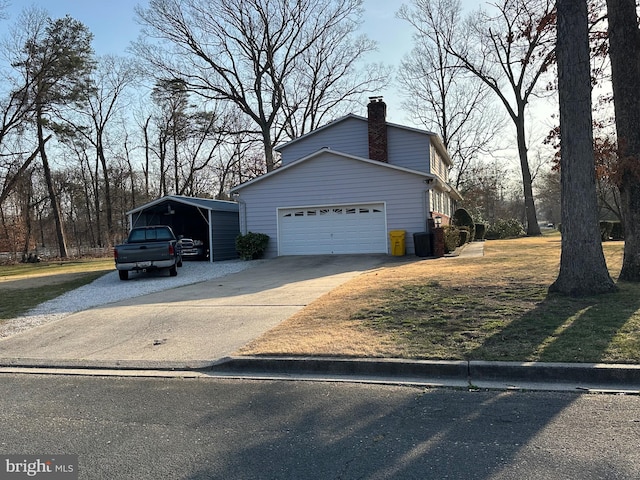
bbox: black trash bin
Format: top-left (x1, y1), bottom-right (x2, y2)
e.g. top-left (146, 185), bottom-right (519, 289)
top-left (413, 232), bottom-right (432, 257)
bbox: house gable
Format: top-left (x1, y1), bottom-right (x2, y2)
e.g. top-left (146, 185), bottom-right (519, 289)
top-left (233, 150), bottom-right (434, 258)
top-left (277, 113), bottom-right (449, 176)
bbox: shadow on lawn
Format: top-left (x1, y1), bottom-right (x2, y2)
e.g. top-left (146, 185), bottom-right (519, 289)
top-left (470, 282), bottom-right (640, 363)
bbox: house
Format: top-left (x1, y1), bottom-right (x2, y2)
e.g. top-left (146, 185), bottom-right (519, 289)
top-left (230, 97), bottom-right (461, 257)
top-left (126, 195), bottom-right (240, 262)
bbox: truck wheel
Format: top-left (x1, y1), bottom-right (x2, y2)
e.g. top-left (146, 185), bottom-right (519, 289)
top-left (118, 270), bottom-right (128, 281)
top-left (169, 264), bottom-right (178, 277)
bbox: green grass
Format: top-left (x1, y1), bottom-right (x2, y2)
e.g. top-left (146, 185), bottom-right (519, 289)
top-left (0, 259), bottom-right (113, 320)
top-left (0, 259), bottom-right (113, 278)
top-left (352, 236), bottom-right (640, 363)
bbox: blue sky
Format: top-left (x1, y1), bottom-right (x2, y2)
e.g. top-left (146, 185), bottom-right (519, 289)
top-left (2, 0), bottom-right (469, 125)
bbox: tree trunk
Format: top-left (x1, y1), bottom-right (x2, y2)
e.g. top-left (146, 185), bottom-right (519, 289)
top-left (37, 107), bottom-right (68, 258)
top-left (93, 150), bottom-right (103, 248)
top-left (97, 134), bottom-right (114, 245)
top-left (606, 0), bottom-right (640, 281)
top-left (262, 125), bottom-right (275, 172)
top-left (515, 113), bottom-right (542, 236)
top-left (549, 0), bottom-right (616, 295)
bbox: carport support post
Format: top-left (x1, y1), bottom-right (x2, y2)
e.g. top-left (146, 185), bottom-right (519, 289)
top-left (208, 209), bottom-right (213, 263)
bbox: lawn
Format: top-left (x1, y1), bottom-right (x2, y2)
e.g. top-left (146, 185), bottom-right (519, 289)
top-left (238, 234), bottom-right (640, 364)
top-left (0, 258), bottom-right (113, 320)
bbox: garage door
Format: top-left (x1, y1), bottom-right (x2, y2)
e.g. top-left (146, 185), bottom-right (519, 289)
top-left (278, 203), bottom-right (387, 255)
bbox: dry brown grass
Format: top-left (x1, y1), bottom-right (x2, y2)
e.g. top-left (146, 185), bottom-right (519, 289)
top-left (237, 235), bottom-right (634, 362)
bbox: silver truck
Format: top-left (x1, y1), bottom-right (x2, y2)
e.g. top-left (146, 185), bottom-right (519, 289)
top-left (113, 226), bottom-right (183, 281)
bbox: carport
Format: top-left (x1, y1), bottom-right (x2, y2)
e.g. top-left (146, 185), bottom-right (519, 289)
top-left (127, 195), bottom-right (240, 262)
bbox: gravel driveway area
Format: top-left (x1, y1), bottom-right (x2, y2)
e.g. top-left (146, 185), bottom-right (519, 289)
top-left (0, 259), bottom-right (261, 339)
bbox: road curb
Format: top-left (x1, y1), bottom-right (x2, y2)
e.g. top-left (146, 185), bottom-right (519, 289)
top-left (0, 357), bottom-right (215, 371)
top-left (211, 356), bottom-right (640, 389)
top-left (2, 356), bottom-right (640, 390)
top-left (469, 360), bottom-right (640, 386)
top-left (211, 356), bottom-right (469, 380)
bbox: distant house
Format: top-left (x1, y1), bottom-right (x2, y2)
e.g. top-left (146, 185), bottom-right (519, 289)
top-left (230, 97), bottom-right (461, 257)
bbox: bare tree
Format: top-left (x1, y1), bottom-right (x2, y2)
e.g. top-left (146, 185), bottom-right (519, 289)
top-left (431, 0), bottom-right (556, 236)
top-left (134, 0), bottom-right (385, 172)
top-left (606, 0), bottom-right (640, 281)
top-left (55, 55), bottom-right (138, 246)
top-left (549, 0), bottom-right (615, 295)
top-left (397, 0), bottom-right (506, 190)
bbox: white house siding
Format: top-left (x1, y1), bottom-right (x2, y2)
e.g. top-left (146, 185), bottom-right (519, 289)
top-left (430, 146), bottom-right (449, 181)
top-left (236, 151), bottom-right (431, 257)
top-left (279, 117), bottom-right (368, 165)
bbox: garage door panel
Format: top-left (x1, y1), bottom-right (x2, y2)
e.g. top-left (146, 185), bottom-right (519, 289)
top-left (278, 203), bottom-right (387, 255)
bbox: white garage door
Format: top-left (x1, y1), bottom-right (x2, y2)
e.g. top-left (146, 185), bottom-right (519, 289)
top-left (278, 203), bottom-right (387, 255)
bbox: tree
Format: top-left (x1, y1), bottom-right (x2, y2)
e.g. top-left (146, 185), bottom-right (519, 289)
top-left (11, 9), bottom-right (95, 257)
top-left (549, 0), bottom-right (615, 295)
top-left (433, 0), bottom-right (556, 236)
top-left (606, 0), bottom-right (640, 281)
top-left (134, 0), bottom-right (386, 172)
top-left (151, 78), bottom-right (191, 196)
top-left (55, 55), bottom-right (138, 247)
top-left (397, 0), bottom-right (505, 190)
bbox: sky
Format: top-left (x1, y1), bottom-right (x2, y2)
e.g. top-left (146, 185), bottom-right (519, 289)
top-left (2, 0), bottom-right (428, 125)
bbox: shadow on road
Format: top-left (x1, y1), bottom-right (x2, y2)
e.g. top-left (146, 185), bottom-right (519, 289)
top-left (183, 384), bottom-right (613, 479)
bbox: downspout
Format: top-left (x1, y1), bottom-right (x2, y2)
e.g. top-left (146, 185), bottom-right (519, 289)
top-left (424, 179), bottom-right (434, 233)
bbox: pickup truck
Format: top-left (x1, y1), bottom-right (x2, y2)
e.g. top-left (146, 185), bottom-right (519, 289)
top-left (113, 225), bottom-right (183, 280)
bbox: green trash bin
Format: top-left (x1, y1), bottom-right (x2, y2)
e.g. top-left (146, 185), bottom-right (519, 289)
top-left (389, 230), bottom-right (406, 256)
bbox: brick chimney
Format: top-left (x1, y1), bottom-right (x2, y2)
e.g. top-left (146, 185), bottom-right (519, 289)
top-left (367, 96), bottom-right (388, 162)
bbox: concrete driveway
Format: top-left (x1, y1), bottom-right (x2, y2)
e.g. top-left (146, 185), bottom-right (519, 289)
top-left (0, 255), bottom-right (393, 369)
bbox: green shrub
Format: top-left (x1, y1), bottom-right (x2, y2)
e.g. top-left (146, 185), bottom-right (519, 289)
top-left (485, 219), bottom-right (526, 240)
top-left (443, 226), bottom-right (460, 253)
top-left (452, 208), bottom-right (475, 241)
top-left (475, 223), bottom-right (487, 241)
top-left (235, 232), bottom-right (270, 260)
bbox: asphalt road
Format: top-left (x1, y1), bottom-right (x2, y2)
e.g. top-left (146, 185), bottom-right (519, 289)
top-left (2, 374), bottom-right (639, 480)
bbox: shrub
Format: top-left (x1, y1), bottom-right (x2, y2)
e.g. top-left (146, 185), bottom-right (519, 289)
top-left (452, 208), bottom-right (475, 241)
top-left (475, 223), bottom-right (487, 241)
top-left (235, 232), bottom-right (269, 260)
top-left (485, 219), bottom-right (526, 240)
top-left (458, 227), bottom-right (470, 246)
top-left (443, 226), bottom-right (460, 253)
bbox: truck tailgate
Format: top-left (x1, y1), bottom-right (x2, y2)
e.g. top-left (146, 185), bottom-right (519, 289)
top-left (116, 243), bottom-right (173, 264)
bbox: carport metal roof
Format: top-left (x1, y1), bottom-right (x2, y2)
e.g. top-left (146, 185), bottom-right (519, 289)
top-left (126, 195), bottom-right (238, 215)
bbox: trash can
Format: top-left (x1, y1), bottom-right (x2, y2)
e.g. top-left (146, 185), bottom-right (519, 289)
top-left (389, 230), bottom-right (406, 256)
top-left (413, 232), bottom-right (432, 257)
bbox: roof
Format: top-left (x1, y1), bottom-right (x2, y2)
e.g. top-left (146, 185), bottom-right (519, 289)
top-left (275, 113), bottom-right (454, 168)
top-left (126, 195), bottom-right (239, 215)
top-left (231, 148), bottom-right (437, 192)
